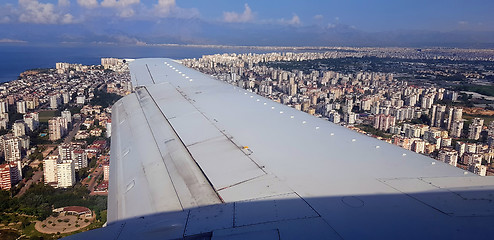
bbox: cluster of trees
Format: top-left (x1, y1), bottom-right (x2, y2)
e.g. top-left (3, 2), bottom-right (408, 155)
top-left (356, 124), bottom-right (392, 139)
top-left (90, 88), bottom-right (122, 109)
top-left (264, 57), bottom-right (485, 75)
top-left (456, 84), bottom-right (494, 97)
top-left (0, 183), bottom-right (107, 222)
top-left (28, 147), bottom-right (45, 162)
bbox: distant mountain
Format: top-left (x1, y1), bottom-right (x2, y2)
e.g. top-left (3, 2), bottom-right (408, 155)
top-left (2, 19), bottom-right (494, 48)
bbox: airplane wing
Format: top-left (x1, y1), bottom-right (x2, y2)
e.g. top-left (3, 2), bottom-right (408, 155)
top-left (66, 58), bottom-right (494, 239)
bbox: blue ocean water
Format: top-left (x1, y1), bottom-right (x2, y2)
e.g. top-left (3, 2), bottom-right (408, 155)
top-left (0, 45), bottom-right (268, 83)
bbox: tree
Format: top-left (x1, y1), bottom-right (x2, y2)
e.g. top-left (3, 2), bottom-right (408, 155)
top-left (411, 115), bottom-right (431, 125)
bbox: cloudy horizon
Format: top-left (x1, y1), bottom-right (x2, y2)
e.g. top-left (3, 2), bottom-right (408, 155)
top-left (1, 0), bottom-right (494, 48)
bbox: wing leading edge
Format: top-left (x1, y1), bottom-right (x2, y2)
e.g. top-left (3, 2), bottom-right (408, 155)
top-left (66, 58), bottom-right (494, 240)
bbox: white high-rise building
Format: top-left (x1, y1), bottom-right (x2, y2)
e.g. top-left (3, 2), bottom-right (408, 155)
top-left (411, 139), bottom-right (426, 154)
top-left (49, 117), bottom-right (68, 141)
top-left (61, 110), bottom-right (72, 124)
top-left (344, 112), bottom-right (356, 125)
top-left (438, 149), bottom-right (458, 167)
top-left (25, 97), bottom-right (39, 110)
top-left (405, 126), bottom-right (421, 138)
top-left (452, 107), bottom-right (463, 121)
top-left (50, 94), bottom-right (61, 109)
top-left (433, 105), bottom-right (446, 128)
top-left (0, 99), bottom-right (8, 113)
top-left (450, 120), bottom-right (464, 138)
top-left (56, 62), bottom-right (70, 73)
top-left (62, 92), bottom-right (70, 105)
top-left (468, 121), bottom-right (483, 140)
top-left (424, 129), bottom-right (442, 143)
top-left (374, 114), bottom-right (395, 131)
top-left (43, 156), bottom-right (58, 184)
top-left (57, 160), bottom-right (75, 188)
top-left (0, 119), bottom-right (7, 130)
top-left (23, 112), bottom-right (39, 132)
top-left (329, 110), bottom-right (340, 124)
top-left (48, 118), bottom-right (62, 141)
top-left (289, 84), bottom-right (297, 96)
top-left (2, 135), bottom-right (21, 162)
top-left (19, 135), bottom-right (30, 150)
top-left (16, 100), bottom-right (26, 114)
top-left (72, 148), bottom-right (88, 170)
top-left (421, 94), bottom-right (434, 109)
top-left (13, 121), bottom-right (26, 137)
top-left (455, 142), bottom-right (466, 157)
top-left (58, 143), bottom-right (73, 161)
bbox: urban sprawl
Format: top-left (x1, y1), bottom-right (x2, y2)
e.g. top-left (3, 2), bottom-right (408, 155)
top-left (0, 58), bottom-right (130, 194)
top-left (1, 47), bottom-right (494, 236)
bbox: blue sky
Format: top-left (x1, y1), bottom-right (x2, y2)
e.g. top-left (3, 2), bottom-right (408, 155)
top-left (0, 0), bottom-right (493, 46)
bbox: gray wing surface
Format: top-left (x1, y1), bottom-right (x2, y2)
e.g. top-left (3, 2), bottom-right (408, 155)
top-left (66, 58), bottom-right (494, 239)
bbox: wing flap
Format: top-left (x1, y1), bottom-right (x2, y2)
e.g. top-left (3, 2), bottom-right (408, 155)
top-left (109, 95), bottom-right (183, 223)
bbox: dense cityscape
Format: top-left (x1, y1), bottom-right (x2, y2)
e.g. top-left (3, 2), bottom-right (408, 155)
top-left (2, 0), bottom-right (494, 238)
top-left (1, 47), bottom-right (494, 238)
top-left (0, 58), bottom-right (130, 239)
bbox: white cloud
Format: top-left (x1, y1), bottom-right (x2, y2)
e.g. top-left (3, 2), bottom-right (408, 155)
top-left (223, 4), bottom-right (254, 23)
top-left (0, 4), bottom-right (14, 23)
top-left (154, 0), bottom-right (175, 16)
top-left (0, 16), bottom-right (10, 23)
top-left (314, 14), bottom-right (323, 20)
top-left (118, 8), bottom-right (135, 18)
top-left (0, 38), bottom-right (27, 43)
top-left (279, 14), bottom-right (301, 26)
top-left (77, 0), bottom-right (99, 9)
top-left (18, 0), bottom-right (74, 24)
top-left (288, 14), bottom-right (300, 25)
top-left (58, 0), bottom-right (70, 7)
top-left (61, 13), bottom-right (74, 23)
top-left (101, 0), bottom-right (140, 8)
top-left (153, 0), bottom-right (199, 19)
top-left (100, 0), bottom-right (140, 18)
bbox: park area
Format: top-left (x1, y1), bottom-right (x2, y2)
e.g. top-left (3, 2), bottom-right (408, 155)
top-left (35, 207), bottom-right (94, 234)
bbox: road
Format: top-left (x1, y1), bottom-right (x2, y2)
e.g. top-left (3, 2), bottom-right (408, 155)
top-left (16, 169), bottom-right (43, 197)
top-left (41, 146), bottom-right (55, 157)
top-left (82, 157), bottom-right (105, 195)
top-left (64, 121), bottom-right (82, 144)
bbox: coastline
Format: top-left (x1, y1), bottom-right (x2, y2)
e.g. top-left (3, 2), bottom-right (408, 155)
top-left (0, 45), bottom-right (274, 83)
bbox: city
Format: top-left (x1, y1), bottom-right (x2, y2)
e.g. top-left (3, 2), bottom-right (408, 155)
top-left (0, 47), bottom-right (494, 238)
top-left (2, 0), bottom-right (494, 239)
top-left (0, 58), bottom-right (130, 239)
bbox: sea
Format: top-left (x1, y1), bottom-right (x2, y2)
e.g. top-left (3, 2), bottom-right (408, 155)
top-left (0, 45), bottom-right (272, 83)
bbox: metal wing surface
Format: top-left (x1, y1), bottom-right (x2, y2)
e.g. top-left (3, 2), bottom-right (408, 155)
top-left (66, 58), bottom-right (494, 239)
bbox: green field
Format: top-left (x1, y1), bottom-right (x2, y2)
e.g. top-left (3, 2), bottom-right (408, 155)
top-left (38, 110), bottom-right (57, 123)
top-left (456, 85), bottom-right (494, 97)
top-left (463, 114), bottom-right (494, 125)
